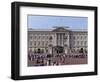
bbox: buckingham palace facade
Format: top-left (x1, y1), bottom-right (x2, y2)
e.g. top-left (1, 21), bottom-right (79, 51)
top-left (28, 26), bottom-right (87, 54)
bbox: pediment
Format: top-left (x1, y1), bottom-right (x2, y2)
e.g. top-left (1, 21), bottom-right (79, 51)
top-left (52, 27), bottom-right (69, 32)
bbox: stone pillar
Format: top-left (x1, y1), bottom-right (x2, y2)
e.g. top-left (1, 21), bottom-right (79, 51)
top-left (64, 47), bottom-right (67, 54)
top-left (61, 33), bottom-right (63, 46)
top-left (58, 33), bottom-right (60, 46)
top-left (48, 39), bottom-right (52, 54)
top-left (64, 45), bottom-right (68, 54)
top-left (62, 33), bottom-right (64, 46)
top-left (57, 33), bottom-right (60, 46)
top-left (48, 46), bottom-right (52, 54)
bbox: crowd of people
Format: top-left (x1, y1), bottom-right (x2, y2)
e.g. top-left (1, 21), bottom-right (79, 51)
top-left (28, 51), bottom-right (87, 66)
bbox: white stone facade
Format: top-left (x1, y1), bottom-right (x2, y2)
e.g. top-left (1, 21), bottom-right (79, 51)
top-left (28, 27), bottom-right (87, 54)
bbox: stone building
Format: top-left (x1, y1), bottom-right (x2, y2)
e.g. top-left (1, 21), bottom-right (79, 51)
top-left (28, 26), bottom-right (87, 54)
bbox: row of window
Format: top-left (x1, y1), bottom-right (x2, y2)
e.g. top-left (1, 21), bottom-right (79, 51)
top-left (29, 40), bottom-right (87, 47)
top-left (29, 41), bottom-right (49, 47)
top-left (29, 35), bottom-right (53, 40)
top-left (29, 35), bottom-right (87, 40)
top-left (72, 41), bottom-right (87, 46)
top-left (71, 33), bottom-right (87, 35)
top-left (29, 36), bottom-right (87, 40)
top-left (71, 36), bottom-right (87, 40)
top-left (29, 33), bottom-right (53, 36)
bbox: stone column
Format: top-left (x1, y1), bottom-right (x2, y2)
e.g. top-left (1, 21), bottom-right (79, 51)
top-left (64, 45), bottom-right (68, 54)
top-left (65, 47), bottom-right (67, 54)
top-left (60, 33), bottom-right (61, 46)
top-left (49, 47), bottom-right (52, 54)
top-left (57, 33), bottom-right (58, 46)
top-left (62, 33), bottom-right (63, 46)
top-left (48, 36), bottom-right (52, 54)
top-left (58, 33), bottom-right (59, 46)
top-left (61, 33), bottom-right (62, 46)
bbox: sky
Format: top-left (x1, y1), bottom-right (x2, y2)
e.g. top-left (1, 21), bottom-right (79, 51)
top-left (27, 15), bottom-right (88, 29)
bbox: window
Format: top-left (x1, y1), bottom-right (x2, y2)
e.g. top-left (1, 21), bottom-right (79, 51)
top-left (70, 36), bottom-right (72, 39)
top-left (81, 41), bottom-right (83, 45)
top-left (45, 41), bottom-right (48, 46)
top-left (81, 36), bottom-right (83, 39)
top-left (84, 36), bottom-right (87, 39)
top-left (47, 41), bottom-right (48, 43)
top-left (38, 36), bottom-right (41, 39)
top-left (37, 41), bottom-right (40, 46)
top-left (77, 36), bottom-right (79, 39)
top-left (73, 36), bottom-right (75, 39)
top-left (30, 41), bottom-right (32, 45)
top-left (34, 41), bottom-right (36, 46)
top-left (43, 36), bottom-right (45, 39)
top-left (77, 41), bottom-right (79, 45)
top-left (42, 41), bottom-right (44, 46)
top-left (34, 36), bottom-right (36, 39)
top-left (73, 41), bottom-right (75, 45)
top-left (30, 36), bottom-right (32, 39)
top-left (47, 36), bottom-right (49, 39)
top-left (84, 41), bottom-right (87, 46)
top-left (32, 36), bottom-right (34, 39)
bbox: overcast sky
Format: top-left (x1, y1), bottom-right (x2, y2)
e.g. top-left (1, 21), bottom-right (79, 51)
top-left (27, 15), bottom-right (88, 29)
